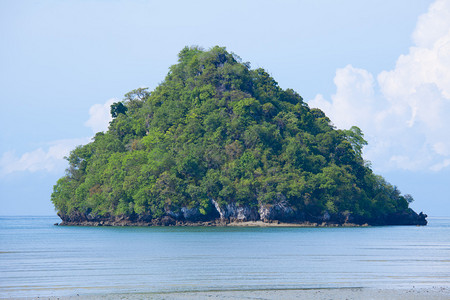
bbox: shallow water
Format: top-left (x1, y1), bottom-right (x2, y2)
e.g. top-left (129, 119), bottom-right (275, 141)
top-left (0, 216), bottom-right (449, 298)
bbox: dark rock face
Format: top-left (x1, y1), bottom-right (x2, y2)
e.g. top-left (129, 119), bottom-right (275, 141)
top-left (57, 211), bottom-right (153, 226)
top-left (160, 216), bottom-right (176, 226)
top-left (344, 209), bottom-right (428, 226)
top-left (57, 200), bottom-right (427, 226)
top-left (384, 210), bottom-right (428, 226)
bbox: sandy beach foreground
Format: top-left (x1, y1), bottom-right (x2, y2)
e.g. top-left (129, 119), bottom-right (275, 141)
top-left (24, 287), bottom-right (450, 300)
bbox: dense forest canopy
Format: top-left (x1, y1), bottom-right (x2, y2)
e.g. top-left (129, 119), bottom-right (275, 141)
top-left (52, 46), bottom-right (424, 225)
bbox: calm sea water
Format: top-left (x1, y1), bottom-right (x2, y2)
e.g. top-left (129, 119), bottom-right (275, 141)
top-left (0, 216), bottom-right (449, 298)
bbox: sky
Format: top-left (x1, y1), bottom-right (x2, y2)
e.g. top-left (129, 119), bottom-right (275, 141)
top-left (1, 0), bottom-right (449, 217)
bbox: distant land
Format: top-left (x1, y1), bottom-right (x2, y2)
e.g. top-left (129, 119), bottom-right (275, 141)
top-left (52, 46), bottom-right (427, 226)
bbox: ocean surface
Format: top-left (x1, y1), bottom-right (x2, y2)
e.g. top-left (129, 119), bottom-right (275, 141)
top-left (0, 216), bottom-right (449, 298)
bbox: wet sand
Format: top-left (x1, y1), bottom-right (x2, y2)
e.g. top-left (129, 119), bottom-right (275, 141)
top-left (26, 287), bottom-right (450, 300)
top-left (224, 220), bottom-right (368, 227)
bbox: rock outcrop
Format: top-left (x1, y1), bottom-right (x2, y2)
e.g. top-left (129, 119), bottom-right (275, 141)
top-left (57, 199), bottom-right (427, 226)
top-left (211, 199), bottom-right (259, 222)
top-left (259, 199), bottom-right (297, 222)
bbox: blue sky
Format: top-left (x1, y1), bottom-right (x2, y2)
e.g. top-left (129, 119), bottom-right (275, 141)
top-left (2, 0), bottom-right (449, 216)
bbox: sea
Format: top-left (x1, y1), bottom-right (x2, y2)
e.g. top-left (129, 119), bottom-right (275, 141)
top-left (0, 216), bottom-right (449, 298)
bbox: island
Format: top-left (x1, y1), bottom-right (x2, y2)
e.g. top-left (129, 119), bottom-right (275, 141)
top-left (52, 46), bottom-right (427, 226)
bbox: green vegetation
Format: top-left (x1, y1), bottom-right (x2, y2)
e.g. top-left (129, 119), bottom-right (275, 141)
top-left (52, 46), bottom-right (415, 223)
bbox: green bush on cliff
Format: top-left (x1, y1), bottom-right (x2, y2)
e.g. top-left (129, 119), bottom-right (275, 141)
top-left (52, 46), bottom-right (412, 221)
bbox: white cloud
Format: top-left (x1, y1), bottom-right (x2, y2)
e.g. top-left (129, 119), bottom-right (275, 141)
top-left (0, 98), bottom-right (116, 176)
top-left (412, 0), bottom-right (450, 49)
top-left (431, 159), bottom-right (450, 172)
top-left (309, 65), bottom-right (380, 131)
top-left (0, 138), bottom-right (91, 177)
top-left (84, 98), bottom-right (116, 134)
top-left (308, 0), bottom-right (450, 172)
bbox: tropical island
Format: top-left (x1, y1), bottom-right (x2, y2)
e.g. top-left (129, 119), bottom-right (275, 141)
top-left (52, 46), bottom-right (427, 226)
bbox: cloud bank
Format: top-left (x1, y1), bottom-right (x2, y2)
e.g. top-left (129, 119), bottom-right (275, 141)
top-left (309, 0), bottom-right (450, 172)
top-left (0, 138), bottom-right (91, 176)
top-left (0, 98), bottom-right (116, 176)
top-left (84, 98), bottom-right (116, 134)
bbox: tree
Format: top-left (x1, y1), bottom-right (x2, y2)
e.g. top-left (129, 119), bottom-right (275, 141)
top-left (404, 194), bottom-right (414, 204)
top-left (343, 126), bottom-right (368, 157)
top-left (110, 102), bottom-right (128, 118)
top-left (124, 87), bottom-right (150, 102)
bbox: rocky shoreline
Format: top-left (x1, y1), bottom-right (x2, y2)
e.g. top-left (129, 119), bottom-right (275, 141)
top-left (56, 199), bottom-right (427, 227)
top-left (56, 218), bottom-right (372, 227)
